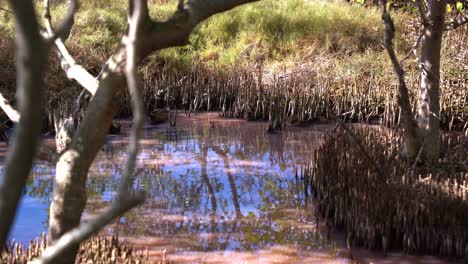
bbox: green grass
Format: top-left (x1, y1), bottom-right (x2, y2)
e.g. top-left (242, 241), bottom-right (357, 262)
top-left (156, 0), bottom-right (404, 69)
top-left (0, 0), bottom-right (408, 70)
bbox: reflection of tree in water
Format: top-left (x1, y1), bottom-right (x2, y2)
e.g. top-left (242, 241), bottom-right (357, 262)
top-left (21, 119), bottom-right (330, 253)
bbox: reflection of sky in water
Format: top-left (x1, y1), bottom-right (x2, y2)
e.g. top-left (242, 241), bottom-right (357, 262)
top-left (3, 116), bottom-right (347, 263)
top-left (9, 196), bottom-right (49, 243)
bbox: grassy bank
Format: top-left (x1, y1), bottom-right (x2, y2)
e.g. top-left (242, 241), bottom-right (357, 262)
top-left (0, 0), bottom-right (466, 130)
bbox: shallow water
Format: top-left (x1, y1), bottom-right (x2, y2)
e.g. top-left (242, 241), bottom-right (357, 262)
top-left (2, 114), bottom-right (460, 264)
top-left (4, 114), bottom-right (348, 263)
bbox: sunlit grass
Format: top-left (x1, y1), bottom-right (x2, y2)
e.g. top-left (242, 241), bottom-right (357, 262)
top-left (0, 0), bottom-right (408, 70)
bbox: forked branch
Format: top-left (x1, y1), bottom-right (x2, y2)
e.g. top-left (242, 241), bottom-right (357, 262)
top-left (118, 0), bottom-right (146, 199)
top-left (43, 0), bottom-right (99, 95)
top-left (34, 0), bottom-right (261, 262)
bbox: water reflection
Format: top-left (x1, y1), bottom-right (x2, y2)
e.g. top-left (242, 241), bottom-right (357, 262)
top-left (7, 114), bottom-right (347, 263)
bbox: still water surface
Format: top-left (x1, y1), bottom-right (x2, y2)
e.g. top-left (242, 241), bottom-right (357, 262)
top-left (7, 113), bottom-right (348, 263)
top-left (3, 114), bottom-right (461, 263)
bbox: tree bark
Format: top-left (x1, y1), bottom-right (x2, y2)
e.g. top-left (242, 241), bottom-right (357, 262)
top-left (49, 72), bottom-right (125, 263)
top-left (0, 0), bottom-right (47, 251)
top-left (418, 0), bottom-right (446, 160)
top-left (47, 1), bottom-right (259, 262)
top-left (381, 2), bottom-right (421, 158)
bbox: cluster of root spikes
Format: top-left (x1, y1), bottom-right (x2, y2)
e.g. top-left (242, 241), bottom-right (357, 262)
top-left (306, 125), bottom-right (468, 260)
top-left (1, 233), bottom-right (150, 264)
top-left (139, 64), bottom-right (467, 133)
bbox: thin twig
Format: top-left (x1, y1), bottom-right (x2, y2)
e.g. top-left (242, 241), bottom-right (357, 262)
top-left (43, 0), bottom-right (99, 95)
top-left (0, 92), bottom-right (20, 123)
top-left (380, 0), bottom-right (420, 157)
top-left (411, 140), bottom-right (425, 172)
top-left (0, 7), bottom-right (13, 14)
top-left (118, 0), bottom-right (146, 199)
top-left (415, 0), bottom-right (428, 25)
top-left (400, 32), bottom-right (423, 65)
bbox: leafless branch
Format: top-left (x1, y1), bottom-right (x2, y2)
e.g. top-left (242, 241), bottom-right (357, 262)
top-left (415, 0), bottom-right (428, 25)
top-left (400, 31), bottom-right (423, 65)
top-left (0, 0), bottom-right (47, 251)
top-left (380, 0), bottom-right (420, 155)
top-left (31, 0), bottom-right (148, 261)
top-left (381, 1), bottom-right (415, 126)
top-left (42, 0), bottom-right (261, 261)
top-left (0, 92), bottom-right (20, 123)
top-left (445, 14), bottom-right (468, 31)
top-left (118, 0), bottom-right (146, 199)
top-left (137, 0), bottom-right (260, 60)
top-left (0, 92), bottom-right (61, 164)
top-left (43, 0), bottom-right (98, 95)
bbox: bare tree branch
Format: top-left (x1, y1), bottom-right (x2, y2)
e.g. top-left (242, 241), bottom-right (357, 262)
top-left (381, 0), bottom-right (420, 157)
top-left (1, 91), bottom-right (61, 163)
top-left (415, 0), bottom-right (428, 25)
top-left (30, 4), bottom-right (149, 260)
top-left (445, 14), bottom-right (468, 31)
top-left (54, 39), bottom-right (99, 95)
top-left (43, 0), bottom-right (99, 95)
top-left (45, 0), bottom-right (261, 262)
top-left (118, 0), bottom-right (146, 199)
top-left (0, 0), bottom-right (47, 251)
top-left (400, 31), bottom-right (423, 65)
top-left (137, 0), bottom-right (260, 60)
top-left (0, 92), bottom-right (20, 123)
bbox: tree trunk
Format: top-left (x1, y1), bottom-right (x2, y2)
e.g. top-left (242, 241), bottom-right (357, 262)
top-left (46, 0), bottom-right (261, 261)
top-left (54, 113), bottom-right (76, 153)
top-left (48, 73), bottom-right (125, 263)
top-left (418, 0), bottom-right (446, 160)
